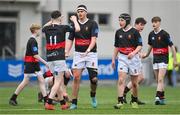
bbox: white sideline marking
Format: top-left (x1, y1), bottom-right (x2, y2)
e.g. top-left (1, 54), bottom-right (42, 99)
top-left (0, 108), bottom-right (43, 111)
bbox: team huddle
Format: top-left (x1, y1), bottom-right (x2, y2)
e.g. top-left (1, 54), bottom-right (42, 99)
top-left (9, 4), bottom-right (177, 110)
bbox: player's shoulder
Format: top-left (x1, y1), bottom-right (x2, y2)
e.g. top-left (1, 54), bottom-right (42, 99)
top-left (131, 27), bottom-right (139, 33)
top-left (88, 19), bottom-right (98, 25)
top-left (161, 29), bottom-right (169, 35)
top-left (149, 30), bottom-right (154, 35)
top-left (28, 37), bottom-right (37, 43)
top-left (116, 28), bottom-right (123, 32)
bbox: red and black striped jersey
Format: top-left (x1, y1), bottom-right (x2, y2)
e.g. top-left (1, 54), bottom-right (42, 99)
top-left (114, 27), bottom-right (142, 55)
top-left (42, 24), bottom-right (74, 61)
top-left (148, 29), bottom-right (173, 64)
top-left (68, 19), bottom-right (99, 53)
top-left (24, 36), bottom-right (39, 63)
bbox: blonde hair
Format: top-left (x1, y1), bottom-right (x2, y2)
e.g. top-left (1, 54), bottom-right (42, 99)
top-left (30, 23), bottom-right (41, 33)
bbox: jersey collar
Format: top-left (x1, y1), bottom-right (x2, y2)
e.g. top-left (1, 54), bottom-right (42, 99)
top-left (78, 18), bottom-right (89, 24)
top-left (154, 28), bottom-right (162, 34)
top-left (31, 34), bottom-right (36, 38)
top-left (122, 26), bottom-right (132, 32)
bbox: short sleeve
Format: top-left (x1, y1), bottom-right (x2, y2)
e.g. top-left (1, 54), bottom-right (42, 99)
top-left (31, 39), bottom-right (38, 55)
top-left (91, 21), bottom-right (99, 37)
top-left (164, 32), bottom-right (173, 46)
top-left (114, 31), bottom-right (119, 47)
top-left (148, 33), bottom-right (152, 46)
top-left (134, 30), bottom-right (142, 46)
top-left (68, 31), bottom-right (75, 41)
top-left (64, 24), bottom-right (75, 32)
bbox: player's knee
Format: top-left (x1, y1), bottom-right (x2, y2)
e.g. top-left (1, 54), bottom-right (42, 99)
top-left (118, 77), bottom-right (125, 84)
top-left (132, 82), bottom-right (138, 89)
top-left (91, 77), bottom-right (98, 85)
top-left (158, 79), bottom-right (163, 83)
top-left (87, 68), bottom-right (98, 85)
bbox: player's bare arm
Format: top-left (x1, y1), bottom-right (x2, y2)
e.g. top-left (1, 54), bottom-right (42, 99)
top-left (127, 46), bottom-right (142, 59)
top-left (33, 55), bottom-right (49, 68)
top-left (170, 45), bottom-right (178, 67)
top-left (70, 15), bottom-right (80, 32)
top-left (65, 39), bottom-right (73, 57)
top-left (142, 45), bottom-right (152, 58)
top-left (112, 47), bottom-right (118, 69)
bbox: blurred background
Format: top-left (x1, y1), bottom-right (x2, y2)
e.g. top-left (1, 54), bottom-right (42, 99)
top-left (0, 0), bottom-right (180, 86)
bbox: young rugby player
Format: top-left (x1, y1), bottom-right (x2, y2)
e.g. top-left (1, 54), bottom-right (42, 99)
top-left (123, 17), bottom-right (146, 105)
top-left (66, 5), bottom-right (99, 109)
top-left (43, 10), bottom-right (80, 110)
top-left (112, 13), bottom-right (142, 109)
top-left (9, 24), bottom-right (48, 106)
top-left (142, 16), bottom-right (177, 105)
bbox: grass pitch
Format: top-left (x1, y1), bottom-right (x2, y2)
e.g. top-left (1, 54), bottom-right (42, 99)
top-left (0, 83), bottom-right (180, 114)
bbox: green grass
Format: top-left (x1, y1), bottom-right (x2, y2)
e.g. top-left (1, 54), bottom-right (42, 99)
top-left (0, 84), bottom-right (180, 114)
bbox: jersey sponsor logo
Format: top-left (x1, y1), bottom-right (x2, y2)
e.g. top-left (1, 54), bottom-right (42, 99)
top-left (118, 47), bottom-right (136, 55)
top-left (33, 47), bottom-right (38, 52)
top-left (46, 51), bottom-right (59, 57)
top-left (153, 48), bottom-right (168, 55)
top-left (75, 39), bottom-right (91, 46)
top-left (8, 64), bottom-right (23, 78)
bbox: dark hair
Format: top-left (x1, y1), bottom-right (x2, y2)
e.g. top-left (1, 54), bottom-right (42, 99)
top-left (135, 17), bottom-right (147, 25)
top-left (151, 16), bottom-right (161, 22)
top-left (51, 10), bottom-right (61, 19)
top-left (77, 4), bottom-right (87, 10)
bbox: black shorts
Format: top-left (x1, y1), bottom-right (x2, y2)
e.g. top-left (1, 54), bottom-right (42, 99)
top-left (24, 62), bottom-right (40, 74)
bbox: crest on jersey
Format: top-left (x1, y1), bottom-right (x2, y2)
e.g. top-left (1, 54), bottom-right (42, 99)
top-left (128, 34), bottom-right (131, 39)
top-left (152, 37), bottom-right (155, 40)
top-left (158, 36), bottom-right (161, 40)
top-left (85, 26), bottom-right (88, 31)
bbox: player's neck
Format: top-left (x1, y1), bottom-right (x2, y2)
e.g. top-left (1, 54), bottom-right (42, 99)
top-left (31, 33), bottom-right (37, 38)
top-left (78, 17), bottom-right (88, 24)
top-left (154, 27), bottom-right (161, 34)
top-left (51, 20), bottom-right (61, 25)
top-left (123, 25), bottom-right (132, 32)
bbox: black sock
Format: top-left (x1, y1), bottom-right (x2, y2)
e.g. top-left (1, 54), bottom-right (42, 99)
top-left (72, 99), bottom-right (77, 105)
top-left (47, 98), bottom-right (53, 104)
top-left (131, 95), bottom-right (138, 102)
top-left (90, 92), bottom-right (96, 97)
top-left (156, 91), bottom-right (161, 98)
top-left (43, 96), bottom-right (48, 103)
top-left (60, 99), bottom-right (66, 105)
top-left (11, 93), bottom-right (17, 100)
top-left (124, 86), bottom-right (130, 96)
top-left (118, 97), bottom-right (124, 103)
top-left (160, 91), bottom-right (165, 99)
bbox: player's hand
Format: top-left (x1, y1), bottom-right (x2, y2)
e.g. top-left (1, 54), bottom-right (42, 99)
top-left (111, 59), bottom-right (116, 69)
top-left (70, 15), bottom-right (77, 22)
top-left (127, 52), bottom-right (135, 59)
top-left (65, 51), bottom-right (70, 58)
top-left (45, 62), bottom-right (50, 69)
top-left (80, 51), bottom-right (88, 57)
